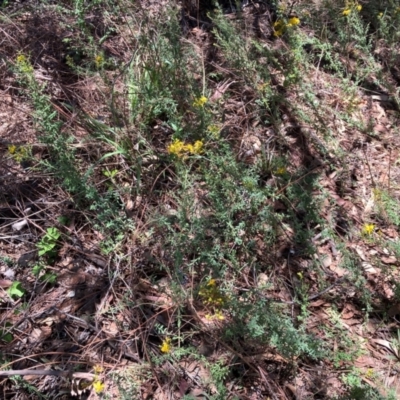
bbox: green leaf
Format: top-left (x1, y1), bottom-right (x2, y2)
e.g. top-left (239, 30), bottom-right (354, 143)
top-left (0, 322), bottom-right (13, 343)
top-left (57, 215), bottom-right (69, 225)
top-left (40, 273), bottom-right (57, 284)
top-left (103, 169), bottom-right (118, 178)
top-left (0, 332), bottom-right (13, 343)
top-left (46, 227), bottom-right (61, 241)
top-left (32, 264), bottom-right (44, 277)
top-left (7, 281), bottom-right (25, 299)
top-left (37, 227), bottom-right (61, 256)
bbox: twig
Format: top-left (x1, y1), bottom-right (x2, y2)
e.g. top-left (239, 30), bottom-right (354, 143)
top-left (388, 147), bottom-right (392, 193)
top-left (0, 369), bottom-right (94, 379)
top-left (283, 276), bottom-right (348, 304)
top-left (362, 145), bottom-right (376, 189)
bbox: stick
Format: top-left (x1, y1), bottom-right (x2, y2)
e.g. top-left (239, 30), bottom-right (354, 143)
top-left (0, 369), bottom-right (94, 379)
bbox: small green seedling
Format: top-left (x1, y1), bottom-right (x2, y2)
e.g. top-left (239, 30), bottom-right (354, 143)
top-left (40, 272), bottom-right (57, 285)
top-left (103, 168), bottom-right (118, 179)
top-left (57, 215), bottom-right (69, 226)
top-left (103, 168), bottom-right (119, 191)
top-left (37, 227), bottom-right (61, 257)
top-left (7, 281), bottom-right (25, 300)
top-left (0, 322), bottom-right (13, 343)
top-left (32, 263), bottom-right (44, 277)
top-left (32, 262), bottom-right (57, 285)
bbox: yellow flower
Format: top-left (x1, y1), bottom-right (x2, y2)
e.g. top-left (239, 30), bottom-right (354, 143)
top-left (8, 145), bottom-right (29, 162)
top-left (297, 272), bottom-right (303, 280)
top-left (160, 338), bottom-right (171, 353)
top-left (15, 54), bottom-right (33, 73)
top-left (199, 279), bottom-right (227, 308)
top-left (273, 20), bottom-right (286, 37)
top-left (275, 167), bottom-right (287, 175)
top-left (215, 310), bottom-right (225, 320)
top-left (206, 310), bottom-right (225, 320)
top-left (378, 12), bottom-right (383, 18)
top-left (192, 140), bottom-right (203, 154)
top-left (167, 139), bottom-right (204, 157)
top-left (362, 223), bottom-right (375, 236)
top-left (373, 188), bottom-right (382, 201)
top-left (93, 365), bottom-right (103, 374)
top-left (274, 20), bottom-right (285, 29)
top-left (185, 143), bottom-right (194, 153)
top-left (92, 380), bottom-right (105, 394)
top-left (95, 54), bottom-right (104, 68)
top-left (342, 8), bottom-right (351, 16)
top-left (16, 54), bottom-right (27, 64)
top-left (193, 96), bottom-right (208, 107)
top-left (356, 5), bottom-right (362, 12)
top-left (167, 139), bottom-right (186, 157)
top-left (207, 124), bottom-right (221, 138)
top-left (365, 368), bottom-right (374, 379)
top-left (257, 82), bottom-right (269, 91)
top-left (287, 17), bottom-right (300, 27)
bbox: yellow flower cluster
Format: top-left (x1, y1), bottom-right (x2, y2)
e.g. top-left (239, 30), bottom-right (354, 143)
top-left (207, 124), bottom-right (221, 138)
top-left (93, 380), bottom-right (105, 394)
top-left (8, 144), bottom-right (17, 154)
top-left (16, 54), bottom-right (27, 64)
top-left (160, 337), bottom-right (172, 353)
top-left (361, 223), bottom-right (375, 236)
top-left (199, 279), bottom-right (227, 320)
top-left (167, 139), bottom-right (203, 158)
top-left (275, 166), bottom-right (287, 175)
top-left (342, 2), bottom-right (362, 16)
top-left (193, 96), bottom-right (208, 108)
top-left (8, 145), bottom-right (29, 162)
top-left (95, 54), bottom-right (104, 68)
top-left (92, 365), bottom-right (105, 394)
top-left (15, 54), bottom-right (33, 74)
top-left (287, 17), bottom-right (300, 27)
top-left (206, 310), bottom-right (225, 321)
top-left (273, 16), bottom-right (300, 37)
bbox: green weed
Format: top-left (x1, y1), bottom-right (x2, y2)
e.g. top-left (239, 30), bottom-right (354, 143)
top-left (37, 227), bottom-right (61, 258)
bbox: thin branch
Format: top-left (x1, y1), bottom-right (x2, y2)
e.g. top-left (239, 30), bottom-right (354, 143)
top-left (0, 369), bottom-right (94, 379)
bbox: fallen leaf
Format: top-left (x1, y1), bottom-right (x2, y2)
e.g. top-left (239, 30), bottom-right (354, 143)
top-left (188, 389), bottom-right (208, 398)
top-left (210, 80), bottom-right (235, 103)
top-left (355, 246), bottom-right (367, 261)
top-left (341, 303), bottom-right (357, 319)
top-left (381, 256), bottom-right (397, 265)
top-left (372, 339), bottom-right (399, 358)
top-left (0, 279), bottom-right (13, 288)
top-left (354, 355), bottom-right (379, 368)
top-left (102, 321), bottom-right (118, 336)
top-left (321, 254), bottom-right (332, 268)
top-left (362, 262), bottom-right (378, 274)
top-left (382, 228), bottom-right (398, 238)
top-left (310, 299), bottom-right (326, 307)
top-left (329, 264), bottom-right (348, 277)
